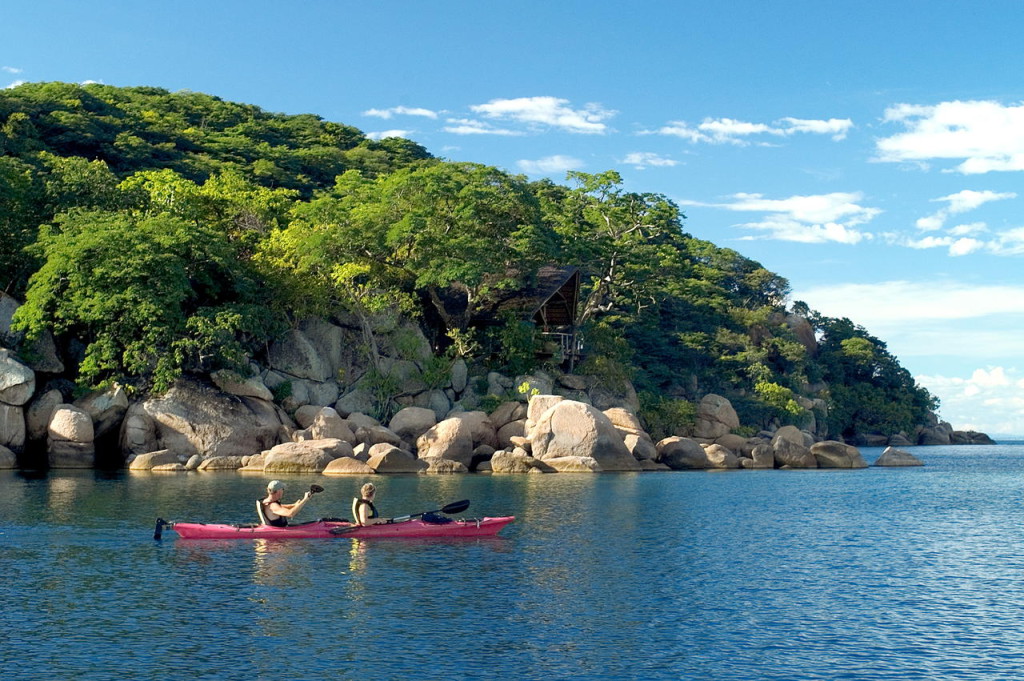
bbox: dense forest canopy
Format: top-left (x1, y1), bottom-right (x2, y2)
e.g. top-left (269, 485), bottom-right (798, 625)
top-left (0, 82), bottom-right (938, 440)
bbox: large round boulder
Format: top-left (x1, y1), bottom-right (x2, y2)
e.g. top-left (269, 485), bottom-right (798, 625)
top-left (530, 400), bottom-right (640, 471)
top-left (323, 456), bottom-right (376, 476)
top-left (694, 394), bottom-right (739, 440)
top-left (128, 450), bottom-right (181, 471)
top-left (389, 407), bottom-right (437, 443)
top-left (811, 441), bottom-right (868, 469)
top-left (656, 436), bottom-right (707, 470)
top-left (48, 404), bottom-right (94, 443)
top-left (416, 418), bottom-right (475, 467)
top-left (367, 445), bottom-right (428, 473)
top-left (119, 378), bottom-right (286, 459)
top-left (704, 443), bottom-right (740, 469)
top-left (0, 350), bottom-right (35, 407)
top-left (773, 438), bottom-right (817, 468)
top-left (263, 439), bottom-right (349, 473)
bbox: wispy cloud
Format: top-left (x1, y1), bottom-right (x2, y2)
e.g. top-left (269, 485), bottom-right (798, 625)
top-left (517, 155), bottom-right (584, 175)
top-left (365, 129), bottom-right (413, 140)
top-left (442, 118), bottom-right (521, 136)
top-left (4, 80), bottom-right (25, 90)
top-left (470, 96), bottom-right (615, 134)
top-left (2, 66), bottom-right (22, 74)
top-left (915, 189), bottom-right (1016, 231)
top-left (648, 116), bottom-right (853, 145)
top-left (794, 280), bottom-right (1024, 325)
top-left (621, 152), bottom-right (678, 169)
top-left (363, 105), bottom-right (439, 120)
top-left (877, 100), bottom-right (1024, 174)
top-left (684, 191), bottom-right (879, 244)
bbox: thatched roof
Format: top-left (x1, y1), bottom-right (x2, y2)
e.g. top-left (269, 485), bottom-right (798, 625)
top-left (491, 265), bottom-right (580, 328)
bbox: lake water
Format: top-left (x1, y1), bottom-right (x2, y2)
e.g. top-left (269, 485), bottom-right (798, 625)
top-left (4, 445), bottom-right (1024, 680)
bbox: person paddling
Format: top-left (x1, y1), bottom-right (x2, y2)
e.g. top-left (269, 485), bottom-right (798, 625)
top-left (258, 480), bottom-right (312, 527)
top-left (352, 482), bottom-right (387, 526)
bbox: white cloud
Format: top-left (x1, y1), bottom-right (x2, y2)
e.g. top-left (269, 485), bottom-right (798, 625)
top-left (442, 118), bottom-right (521, 136)
top-left (948, 222), bottom-right (988, 236)
top-left (2, 66), bottom-right (22, 74)
top-left (794, 280), bottom-right (1024, 326)
top-left (942, 189), bottom-right (1016, 213)
top-left (470, 96), bottom-right (615, 134)
top-left (685, 191), bottom-right (879, 244)
top-left (778, 117), bottom-right (854, 140)
top-left (621, 152), bottom-right (678, 169)
top-left (793, 282), bottom-right (1024, 435)
top-left (917, 367), bottom-right (1024, 436)
top-left (363, 105), bottom-right (438, 120)
top-left (877, 100), bottom-right (1024, 174)
top-left (915, 189), bottom-right (1015, 231)
top-left (365, 129), bottom-right (413, 140)
top-left (987, 227), bottom-right (1024, 255)
top-left (650, 115), bottom-right (852, 145)
top-left (4, 80), bottom-right (25, 90)
top-left (516, 155), bottom-right (584, 175)
top-left (949, 237), bottom-right (985, 256)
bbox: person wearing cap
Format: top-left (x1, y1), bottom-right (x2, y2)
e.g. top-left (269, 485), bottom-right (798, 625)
top-left (258, 480), bottom-right (312, 527)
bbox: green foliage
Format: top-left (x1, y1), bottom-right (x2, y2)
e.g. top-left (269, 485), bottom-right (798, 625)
top-left (637, 391), bottom-right (696, 441)
top-left (419, 355), bottom-right (454, 391)
top-left (489, 316), bottom-right (539, 376)
top-left (271, 380), bottom-right (293, 403)
top-left (12, 210), bottom-right (274, 391)
top-left (360, 367), bottom-right (401, 423)
top-left (0, 83), bottom-right (941, 439)
top-left (753, 380), bottom-right (808, 427)
top-left (577, 321), bottom-right (634, 390)
top-left (477, 394), bottom-right (504, 414)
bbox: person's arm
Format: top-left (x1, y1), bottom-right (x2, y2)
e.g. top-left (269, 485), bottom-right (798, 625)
top-left (270, 492), bottom-right (312, 519)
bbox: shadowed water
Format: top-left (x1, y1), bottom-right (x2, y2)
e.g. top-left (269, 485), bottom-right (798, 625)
top-left (4, 445), bottom-right (1024, 680)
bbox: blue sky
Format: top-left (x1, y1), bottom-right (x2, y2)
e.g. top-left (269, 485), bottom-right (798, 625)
top-left (5, 1), bottom-right (1024, 436)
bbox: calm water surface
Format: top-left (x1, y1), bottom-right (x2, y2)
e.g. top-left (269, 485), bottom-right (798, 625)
top-left (4, 445), bottom-right (1024, 680)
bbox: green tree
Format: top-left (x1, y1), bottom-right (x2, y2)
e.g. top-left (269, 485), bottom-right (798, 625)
top-left (0, 156), bottom-right (42, 295)
top-left (13, 211), bottom-right (274, 392)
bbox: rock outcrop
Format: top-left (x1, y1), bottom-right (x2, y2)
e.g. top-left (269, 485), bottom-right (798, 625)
top-left (529, 399), bottom-right (640, 471)
top-left (874, 446), bottom-right (924, 467)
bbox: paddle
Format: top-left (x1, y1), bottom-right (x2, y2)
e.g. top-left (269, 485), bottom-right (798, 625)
top-left (154, 517), bottom-right (170, 540)
top-left (391, 499), bottom-right (470, 524)
top-left (309, 484), bottom-right (324, 495)
top-left (329, 499), bottom-right (470, 535)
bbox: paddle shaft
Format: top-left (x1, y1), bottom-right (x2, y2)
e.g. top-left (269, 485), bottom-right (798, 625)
top-left (330, 499), bottom-right (471, 534)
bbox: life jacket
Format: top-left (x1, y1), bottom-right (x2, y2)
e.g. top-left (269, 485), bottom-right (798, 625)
top-left (257, 499), bottom-right (289, 527)
top-left (351, 497), bottom-right (378, 525)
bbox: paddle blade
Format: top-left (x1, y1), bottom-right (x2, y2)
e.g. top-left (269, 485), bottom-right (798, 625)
top-left (440, 499), bottom-right (470, 515)
top-left (310, 484), bottom-right (324, 494)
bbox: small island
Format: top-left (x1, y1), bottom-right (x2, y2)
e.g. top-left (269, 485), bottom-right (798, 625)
top-left (0, 83), bottom-right (992, 474)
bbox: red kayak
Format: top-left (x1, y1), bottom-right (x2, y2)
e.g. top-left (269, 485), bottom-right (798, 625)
top-left (156, 516), bottom-right (514, 540)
